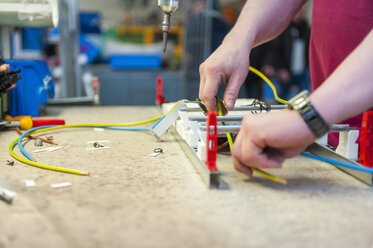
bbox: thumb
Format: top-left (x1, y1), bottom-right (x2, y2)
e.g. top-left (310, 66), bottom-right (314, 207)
top-left (223, 72), bottom-right (246, 110)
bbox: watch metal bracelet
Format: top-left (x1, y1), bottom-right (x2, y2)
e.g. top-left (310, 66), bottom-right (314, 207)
top-left (288, 90), bottom-right (330, 138)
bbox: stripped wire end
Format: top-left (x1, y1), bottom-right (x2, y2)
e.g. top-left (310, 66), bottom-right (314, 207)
top-left (276, 178), bottom-right (288, 185)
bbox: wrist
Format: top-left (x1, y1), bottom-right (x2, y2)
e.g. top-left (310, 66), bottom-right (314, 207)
top-left (224, 26), bottom-right (256, 49)
top-left (288, 90), bottom-right (330, 139)
top-left (309, 93), bottom-right (335, 127)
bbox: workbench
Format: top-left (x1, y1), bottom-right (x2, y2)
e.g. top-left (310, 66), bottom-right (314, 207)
top-left (1, 106), bottom-right (373, 248)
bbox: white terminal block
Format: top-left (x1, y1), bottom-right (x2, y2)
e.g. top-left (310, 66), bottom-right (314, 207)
top-left (316, 134), bottom-right (328, 147)
top-left (336, 130), bottom-right (359, 161)
top-left (151, 101), bottom-right (185, 141)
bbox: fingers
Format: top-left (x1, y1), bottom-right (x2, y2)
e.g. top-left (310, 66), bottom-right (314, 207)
top-left (201, 70), bottom-right (222, 111)
top-left (0, 64), bottom-right (9, 71)
top-left (198, 64), bottom-right (206, 101)
top-left (233, 157), bottom-right (253, 176)
top-left (223, 72), bottom-right (245, 110)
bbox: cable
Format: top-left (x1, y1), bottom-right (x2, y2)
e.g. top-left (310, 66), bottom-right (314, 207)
top-left (16, 127), bottom-right (57, 145)
top-left (18, 125), bottom-right (56, 161)
top-left (300, 152), bottom-right (373, 173)
top-left (216, 96), bottom-right (287, 184)
top-left (249, 66), bottom-right (288, 105)
top-left (249, 67), bottom-right (373, 175)
top-left (17, 125), bottom-right (152, 162)
top-left (9, 138), bottom-right (89, 176)
top-left (9, 103), bottom-right (180, 175)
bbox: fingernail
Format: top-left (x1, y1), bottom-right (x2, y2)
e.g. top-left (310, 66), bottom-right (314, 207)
top-left (226, 99), bottom-right (235, 110)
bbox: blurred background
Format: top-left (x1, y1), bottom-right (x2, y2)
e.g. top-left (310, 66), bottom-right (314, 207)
top-left (2, 0), bottom-right (313, 107)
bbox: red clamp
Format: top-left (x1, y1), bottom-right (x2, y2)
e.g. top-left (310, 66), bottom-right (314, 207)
top-left (205, 111), bottom-right (218, 171)
top-left (156, 76), bottom-right (167, 105)
top-left (360, 111), bottom-right (373, 167)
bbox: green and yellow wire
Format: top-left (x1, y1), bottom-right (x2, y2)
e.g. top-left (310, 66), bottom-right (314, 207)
top-left (213, 66), bottom-right (288, 184)
top-left (8, 114), bottom-right (166, 176)
top-left (9, 67), bottom-right (288, 182)
top-left (249, 66), bottom-right (288, 105)
top-left (215, 97), bottom-right (287, 184)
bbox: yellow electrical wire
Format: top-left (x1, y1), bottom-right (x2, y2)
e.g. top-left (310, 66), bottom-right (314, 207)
top-left (8, 67), bottom-right (285, 179)
top-left (249, 66), bottom-right (288, 105)
top-left (216, 97), bottom-right (287, 185)
top-left (9, 138), bottom-right (89, 175)
top-left (8, 103), bottom-right (181, 175)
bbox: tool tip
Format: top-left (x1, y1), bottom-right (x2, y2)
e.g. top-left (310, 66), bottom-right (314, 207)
top-left (162, 32), bottom-right (168, 53)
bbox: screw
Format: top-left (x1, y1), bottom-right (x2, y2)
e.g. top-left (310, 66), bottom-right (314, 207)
top-left (93, 142), bottom-right (104, 148)
top-left (6, 160), bottom-right (14, 166)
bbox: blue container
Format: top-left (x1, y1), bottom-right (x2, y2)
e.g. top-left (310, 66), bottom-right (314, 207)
top-left (22, 28), bottom-right (45, 50)
top-left (6, 60), bottom-right (54, 117)
top-left (80, 34), bottom-right (101, 64)
top-left (80, 12), bottom-right (101, 34)
top-left (110, 54), bottom-right (162, 69)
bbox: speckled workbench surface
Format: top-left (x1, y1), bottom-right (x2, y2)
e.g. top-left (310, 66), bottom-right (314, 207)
top-left (1, 106), bottom-right (373, 248)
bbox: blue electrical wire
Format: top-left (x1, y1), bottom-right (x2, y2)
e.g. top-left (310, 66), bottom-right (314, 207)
top-left (151, 115), bottom-right (166, 129)
top-left (300, 152), bottom-right (373, 173)
top-left (101, 127), bottom-right (150, 132)
top-left (18, 125), bottom-right (57, 161)
top-left (18, 125), bottom-right (151, 161)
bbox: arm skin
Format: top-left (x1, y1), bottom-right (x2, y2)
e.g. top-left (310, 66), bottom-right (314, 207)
top-left (232, 30), bottom-right (373, 176)
top-left (199, 0), bottom-right (306, 111)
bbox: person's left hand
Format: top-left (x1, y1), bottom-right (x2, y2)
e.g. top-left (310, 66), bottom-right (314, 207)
top-left (231, 109), bottom-right (315, 176)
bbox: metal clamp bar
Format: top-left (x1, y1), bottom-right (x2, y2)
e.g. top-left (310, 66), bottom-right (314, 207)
top-left (199, 124), bottom-right (356, 133)
top-left (179, 105), bottom-right (287, 112)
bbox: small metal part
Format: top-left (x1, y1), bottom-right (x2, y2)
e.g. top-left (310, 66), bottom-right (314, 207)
top-left (93, 142), bottom-right (104, 148)
top-left (6, 160), bottom-right (14, 166)
top-left (46, 136), bottom-right (54, 141)
top-left (34, 138), bottom-right (43, 146)
top-left (196, 98), bottom-right (208, 115)
top-left (154, 148), bottom-right (163, 153)
top-left (0, 189), bottom-right (13, 204)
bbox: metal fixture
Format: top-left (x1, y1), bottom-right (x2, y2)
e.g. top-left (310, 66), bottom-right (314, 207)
top-left (34, 138), bottom-right (43, 146)
top-left (154, 148), bottom-right (163, 153)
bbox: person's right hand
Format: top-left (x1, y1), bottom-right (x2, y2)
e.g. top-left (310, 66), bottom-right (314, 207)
top-left (199, 33), bottom-right (252, 111)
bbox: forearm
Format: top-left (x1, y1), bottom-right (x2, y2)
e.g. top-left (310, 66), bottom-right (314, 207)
top-left (310, 30), bottom-right (373, 125)
top-left (225, 0), bottom-right (306, 48)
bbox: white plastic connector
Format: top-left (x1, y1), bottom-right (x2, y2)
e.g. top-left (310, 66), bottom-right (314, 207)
top-left (336, 130), bottom-right (359, 161)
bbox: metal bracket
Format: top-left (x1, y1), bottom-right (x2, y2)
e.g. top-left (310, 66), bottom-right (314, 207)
top-left (307, 143), bottom-right (373, 186)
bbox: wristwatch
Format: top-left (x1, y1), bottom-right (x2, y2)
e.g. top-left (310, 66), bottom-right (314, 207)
top-left (287, 90), bottom-right (329, 138)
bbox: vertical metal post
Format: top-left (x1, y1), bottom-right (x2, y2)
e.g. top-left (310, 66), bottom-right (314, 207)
top-left (0, 27), bottom-right (12, 59)
top-left (203, 0), bottom-right (213, 60)
top-left (58, 0), bottom-right (81, 98)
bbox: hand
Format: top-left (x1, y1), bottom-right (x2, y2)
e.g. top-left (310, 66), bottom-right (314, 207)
top-left (231, 109), bottom-right (315, 176)
top-left (199, 33), bottom-right (252, 111)
top-left (0, 64), bottom-right (9, 71)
